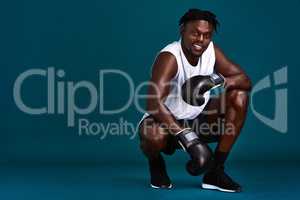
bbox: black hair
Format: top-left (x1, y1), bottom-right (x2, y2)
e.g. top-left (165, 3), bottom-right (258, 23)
top-left (179, 9), bottom-right (220, 32)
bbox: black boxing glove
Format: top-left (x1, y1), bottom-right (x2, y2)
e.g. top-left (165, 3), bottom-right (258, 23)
top-left (181, 73), bottom-right (225, 106)
top-left (175, 128), bottom-right (213, 175)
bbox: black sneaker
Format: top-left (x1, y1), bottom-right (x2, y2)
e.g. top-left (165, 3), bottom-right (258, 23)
top-left (149, 155), bottom-right (173, 189)
top-left (202, 165), bottom-right (241, 193)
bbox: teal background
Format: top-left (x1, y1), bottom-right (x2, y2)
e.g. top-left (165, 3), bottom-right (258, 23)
top-left (1, 0), bottom-right (299, 199)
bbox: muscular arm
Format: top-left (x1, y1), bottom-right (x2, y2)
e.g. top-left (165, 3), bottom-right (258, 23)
top-left (146, 52), bottom-right (183, 134)
top-left (214, 45), bottom-right (252, 91)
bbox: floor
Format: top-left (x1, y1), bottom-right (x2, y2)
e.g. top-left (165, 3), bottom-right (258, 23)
top-left (0, 160), bottom-right (298, 200)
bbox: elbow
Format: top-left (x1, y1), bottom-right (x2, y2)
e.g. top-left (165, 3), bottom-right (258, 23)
top-left (236, 73), bottom-right (252, 91)
top-left (227, 73), bottom-right (252, 92)
top-left (146, 100), bottom-right (155, 114)
top-left (243, 74), bottom-right (252, 91)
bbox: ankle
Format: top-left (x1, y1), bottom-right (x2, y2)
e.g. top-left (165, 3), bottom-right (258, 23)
top-left (208, 161), bottom-right (224, 173)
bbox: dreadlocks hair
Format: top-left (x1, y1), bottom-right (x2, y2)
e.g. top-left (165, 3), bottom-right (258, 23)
top-left (179, 9), bottom-right (220, 32)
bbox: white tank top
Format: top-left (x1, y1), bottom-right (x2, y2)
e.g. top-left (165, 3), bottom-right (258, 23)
top-left (139, 40), bottom-right (216, 125)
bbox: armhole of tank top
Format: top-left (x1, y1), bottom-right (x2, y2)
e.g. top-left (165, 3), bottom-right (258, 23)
top-left (210, 41), bottom-right (215, 58)
top-left (159, 50), bottom-right (180, 81)
top-left (209, 41), bottom-right (216, 73)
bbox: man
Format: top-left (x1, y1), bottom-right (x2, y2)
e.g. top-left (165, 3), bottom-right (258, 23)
top-left (138, 9), bottom-right (251, 192)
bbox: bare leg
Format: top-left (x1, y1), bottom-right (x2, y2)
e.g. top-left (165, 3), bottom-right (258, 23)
top-left (139, 117), bottom-right (172, 188)
top-left (203, 89), bottom-right (249, 154)
top-left (201, 89), bottom-right (249, 193)
top-left (217, 89), bottom-right (249, 153)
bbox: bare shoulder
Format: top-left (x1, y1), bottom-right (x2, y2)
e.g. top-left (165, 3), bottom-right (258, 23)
top-left (151, 52), bottom-right (178, 81)
top-left (213, 43), bottom-right (244, 76)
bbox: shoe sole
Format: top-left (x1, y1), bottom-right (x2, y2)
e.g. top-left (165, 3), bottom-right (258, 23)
top-left (150, 183), bottom-right (173, 189)
top-left (202, 183), bottom-right (239, 193)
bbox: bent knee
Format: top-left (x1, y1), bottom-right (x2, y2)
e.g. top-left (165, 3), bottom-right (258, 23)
top-left (228, 90), bottom-right (249, 111)
top-left (139, 121), bottom-right (169, 153)
top-left (140, 135), bottom-right (169, 156)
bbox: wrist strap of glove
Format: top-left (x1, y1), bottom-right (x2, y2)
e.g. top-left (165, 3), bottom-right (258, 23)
top-left (210, 73), bottom-right (225, 88)
top-left (174, 128), bottom-right (192, 136)
top-left (175, 128), bottom-right (199, 151)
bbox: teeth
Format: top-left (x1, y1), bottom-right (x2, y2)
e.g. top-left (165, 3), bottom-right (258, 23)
top-left (193, 44), bottom-right (202, 50)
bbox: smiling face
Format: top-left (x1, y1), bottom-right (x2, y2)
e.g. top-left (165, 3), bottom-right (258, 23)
top-left (180, 20), bottom-right (214, 59)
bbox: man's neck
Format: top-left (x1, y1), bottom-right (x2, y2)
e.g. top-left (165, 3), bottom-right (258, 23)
top-left (180, 43), bottom-right (200, 67)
